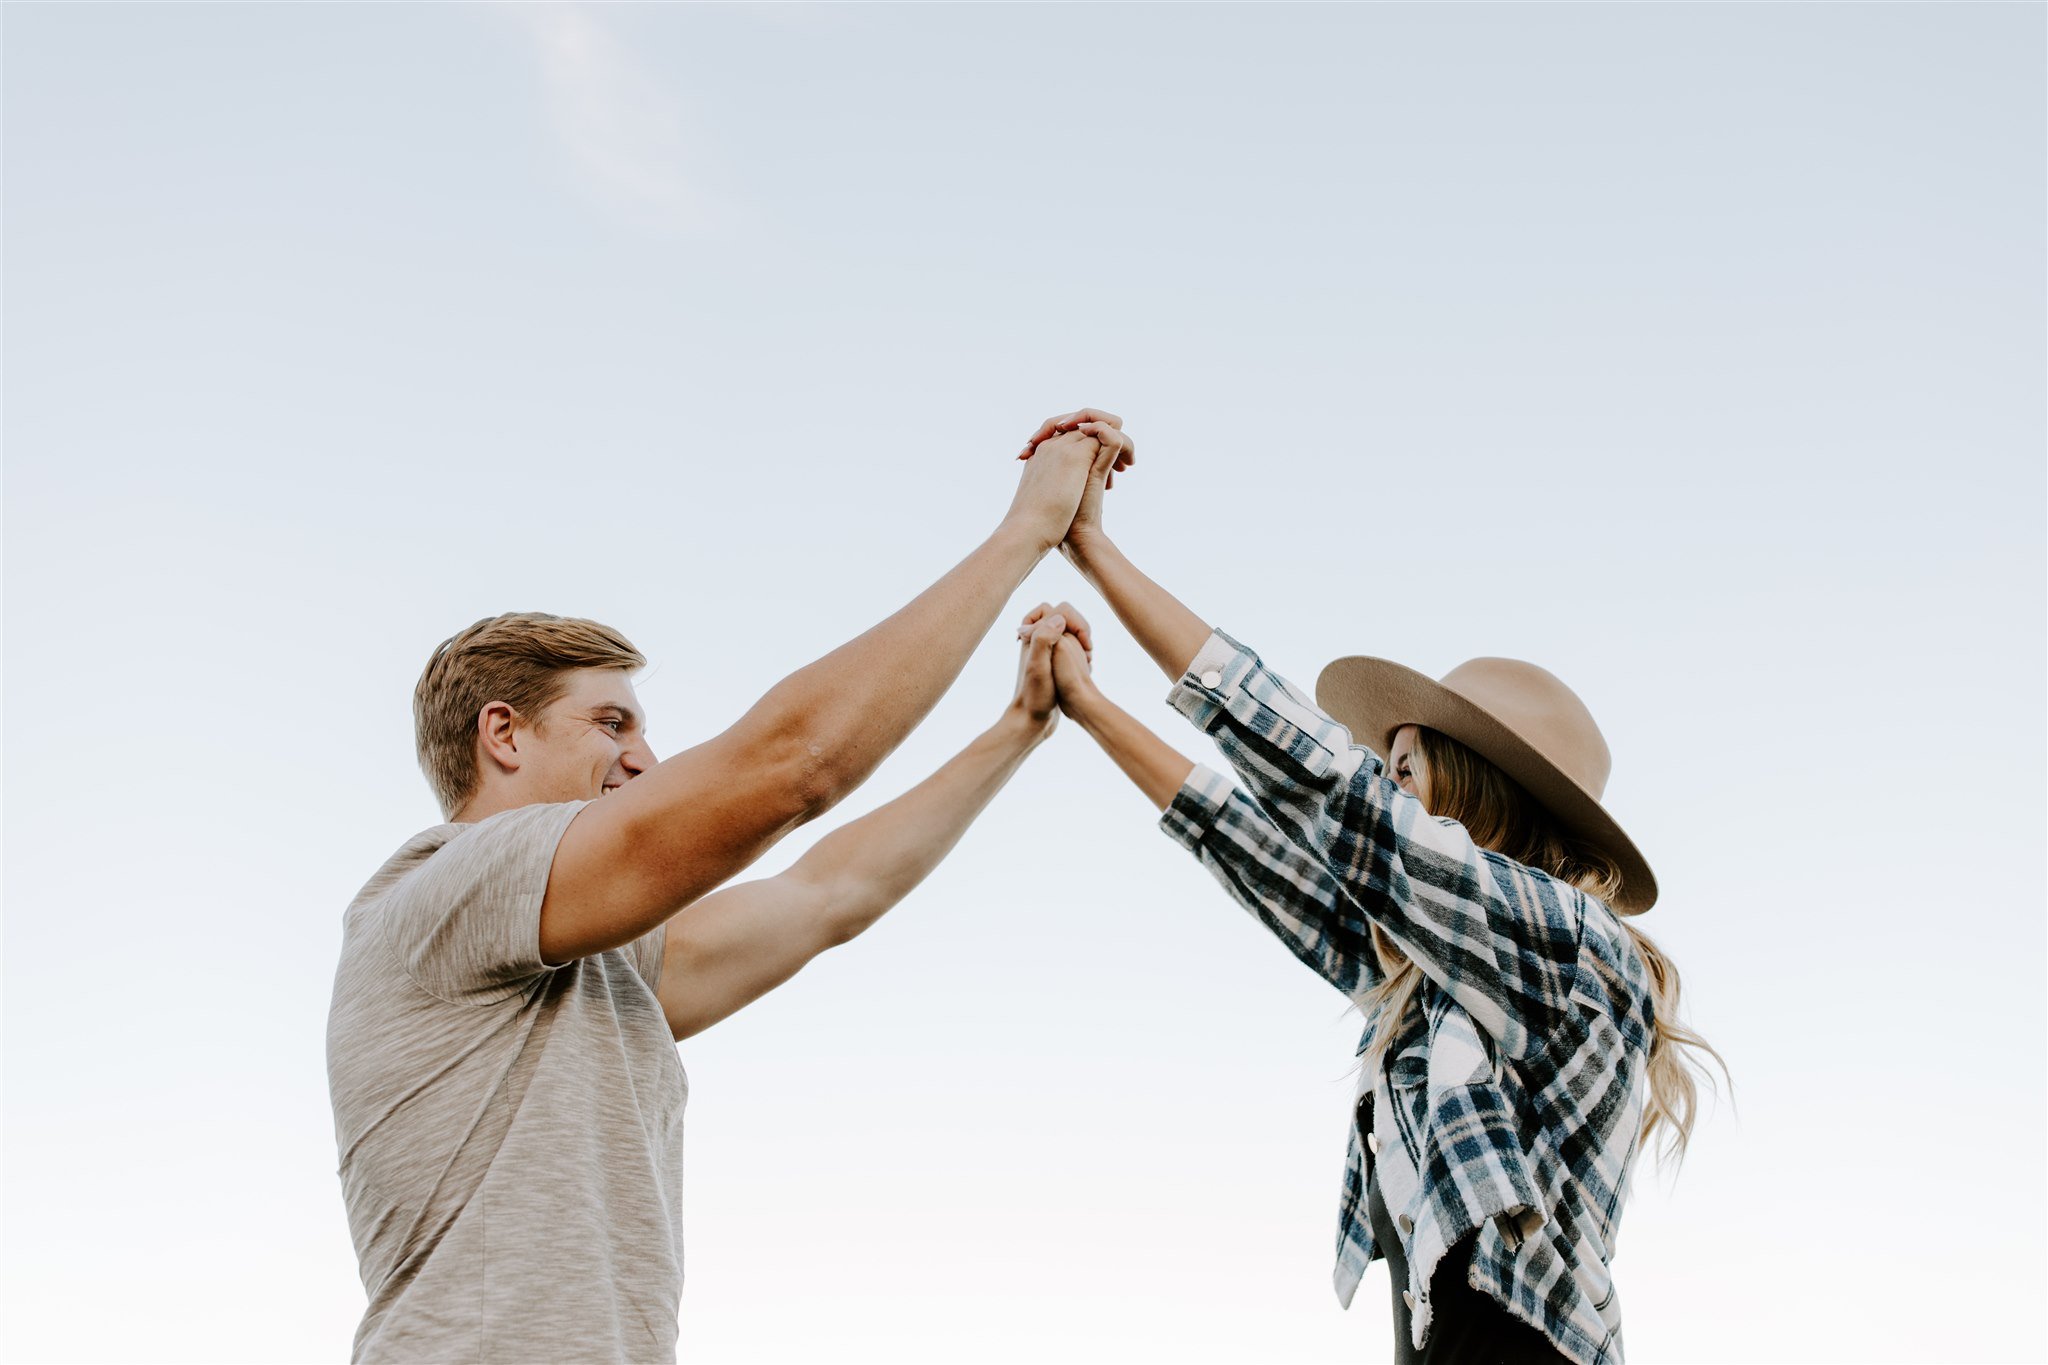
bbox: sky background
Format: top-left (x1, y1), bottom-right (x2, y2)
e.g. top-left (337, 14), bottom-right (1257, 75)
top-left (4, 4), bottom-right (2043, 1363)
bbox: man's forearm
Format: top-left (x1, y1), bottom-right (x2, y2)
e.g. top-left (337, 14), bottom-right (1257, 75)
top-left (755, 523), bottom-right (1048, 810)
top-left (1063, 533), bottom-right (1211, 684)
top-left (795, 714), bottom-right (1045, 943)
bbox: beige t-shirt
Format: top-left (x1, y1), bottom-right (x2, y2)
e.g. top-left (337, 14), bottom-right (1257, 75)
top-left (327, 801), bottom-right (688, 1363)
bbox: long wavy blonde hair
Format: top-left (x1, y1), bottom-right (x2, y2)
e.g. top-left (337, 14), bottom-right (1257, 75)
top-left (1359, 726), bottom-right (1725, 1165)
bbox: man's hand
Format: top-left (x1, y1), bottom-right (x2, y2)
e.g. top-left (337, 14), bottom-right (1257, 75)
top-left (1017, 600), bottom-right (1103, 723)
top-left (1018, 597), bottom-right (1196, 814)
top-left (1017, 408), bottom-right (1137, 562)
top-left (1003, 429), bottom-right (1106, 554)
top-left (1003, 603), bottom-right (1081, 743)
top-left (1017, 408), bottom-right (1135, 477)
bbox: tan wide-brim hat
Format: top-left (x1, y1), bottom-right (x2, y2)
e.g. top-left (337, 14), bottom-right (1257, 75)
top-left (1314, 655), bottom-right (1658, 914)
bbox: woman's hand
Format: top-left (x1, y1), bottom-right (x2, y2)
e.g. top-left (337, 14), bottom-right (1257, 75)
top-left (1004, 604), bottom-right (1075, 743)
top-left (1050, 632), bottom-right (1100, 722)
top-left (1017, 409), bottom-right (1136, 562)
top-left (1018, 598), bottom-right (1195, 812)
top-left (1017, 600), bottom-right (1103, 723)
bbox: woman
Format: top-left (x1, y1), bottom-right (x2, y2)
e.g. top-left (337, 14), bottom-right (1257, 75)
top-left (1017, 410), bottom-right (1719, 1365)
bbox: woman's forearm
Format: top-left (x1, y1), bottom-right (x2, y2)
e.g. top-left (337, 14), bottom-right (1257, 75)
top-left (1063, 533), bottom-right (1212, 683)
top-left (1072, 692), bottom-right (1198, 813)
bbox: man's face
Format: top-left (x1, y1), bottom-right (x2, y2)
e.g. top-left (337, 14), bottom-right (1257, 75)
top-left (518, 668), bottom-right (657, 805)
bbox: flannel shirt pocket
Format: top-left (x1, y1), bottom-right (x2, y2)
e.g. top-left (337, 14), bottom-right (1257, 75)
top-left (1420, 1082), bottom-right (1547, 1236)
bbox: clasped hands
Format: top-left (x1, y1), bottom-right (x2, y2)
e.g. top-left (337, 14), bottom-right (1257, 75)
top-left (1004, 408), bottom-right (1136, 739)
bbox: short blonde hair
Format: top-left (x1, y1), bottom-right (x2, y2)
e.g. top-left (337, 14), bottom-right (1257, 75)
top-left (413, 612), bottom-right (645, 818)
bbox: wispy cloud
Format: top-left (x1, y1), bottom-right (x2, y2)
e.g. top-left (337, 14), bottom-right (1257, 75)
top-left (507, 5), bottom-right (714, 230)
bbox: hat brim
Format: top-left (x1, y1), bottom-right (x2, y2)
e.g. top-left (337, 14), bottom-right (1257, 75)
top-left (1314, 656), bottom-right (1658, 915)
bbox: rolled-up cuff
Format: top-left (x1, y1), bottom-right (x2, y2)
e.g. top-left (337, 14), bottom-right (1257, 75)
top-left (1164, 629), bottom-right (1257, 733)
top-left (1157, 763), bottom-right (1238, 850)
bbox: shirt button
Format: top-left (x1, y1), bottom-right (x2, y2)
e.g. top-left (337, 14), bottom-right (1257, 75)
top-left (1199, 669), bottom-right (1224, 689)
top-left (1402, 1290), bottom-right (1416, 1312)
top-left (1398, 1213), bottom-right (1414, 1235)
top-left (1366, 1132), bottom-right (1379, 1155)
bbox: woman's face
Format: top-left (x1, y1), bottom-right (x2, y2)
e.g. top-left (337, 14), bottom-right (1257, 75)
top-left (1388, 724), bottom-right (1430, 807)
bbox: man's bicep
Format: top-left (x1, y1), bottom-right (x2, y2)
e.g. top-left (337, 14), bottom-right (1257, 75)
top-left (540, 722), bottom-right (819, 965)
top-left (382, 803), bottom-right (590, 1001)
top-left (655, 870), bottom-right (836, 1041)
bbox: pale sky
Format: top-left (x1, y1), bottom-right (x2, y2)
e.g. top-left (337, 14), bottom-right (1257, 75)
top-left (4, 5), bottom-right (2043, 1363)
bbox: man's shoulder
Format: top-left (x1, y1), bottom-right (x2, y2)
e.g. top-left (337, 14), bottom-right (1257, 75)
top-left (345, 820), bottom-right (463, 920)
top-left (340, 801), bottom-right (596, 1007)
top-left (348, 802), bottom-right (590, 915)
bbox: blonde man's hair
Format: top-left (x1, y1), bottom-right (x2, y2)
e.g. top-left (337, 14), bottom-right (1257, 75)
top-left (413, 612), bottom-right (645, 819)
top-left (1360, 726), bottom-right (1726, 1166)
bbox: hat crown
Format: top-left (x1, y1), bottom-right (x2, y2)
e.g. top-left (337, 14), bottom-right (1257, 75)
top-left (1436, 657), bottom-right (1612, 800)
top-left (1315, 649), bottom-right (1655, 912)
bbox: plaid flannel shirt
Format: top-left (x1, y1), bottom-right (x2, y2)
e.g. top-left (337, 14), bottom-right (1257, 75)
top-left (1158, 631), bottom-right (1653, 1365)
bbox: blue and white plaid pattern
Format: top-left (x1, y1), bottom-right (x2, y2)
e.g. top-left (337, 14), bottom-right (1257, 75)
top-left (1158, 631), bottom-right (1653, 1365)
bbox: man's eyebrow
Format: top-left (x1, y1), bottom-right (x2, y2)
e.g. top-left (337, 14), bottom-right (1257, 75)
top-left (590, 703), bottom-right (643, 728)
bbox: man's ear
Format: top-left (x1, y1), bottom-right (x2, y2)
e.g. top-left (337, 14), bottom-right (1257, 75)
top-left (477, 701), bottom-right (524, 777)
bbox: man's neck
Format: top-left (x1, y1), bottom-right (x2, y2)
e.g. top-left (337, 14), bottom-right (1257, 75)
top-left (452, 784), bottom-right (525, 825)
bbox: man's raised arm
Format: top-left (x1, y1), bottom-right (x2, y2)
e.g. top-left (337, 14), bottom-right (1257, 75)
top-left (652, 606), bottom-right (1077, 1040)
top-left (537, 429), bottom-right (1111, 964)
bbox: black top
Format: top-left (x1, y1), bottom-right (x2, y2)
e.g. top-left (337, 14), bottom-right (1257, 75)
top-left (1363, 1103), bottom-right (1566, 1365)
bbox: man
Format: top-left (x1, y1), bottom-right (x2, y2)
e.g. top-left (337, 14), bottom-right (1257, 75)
top-left (326, 425), bottom-right (1126, 1362)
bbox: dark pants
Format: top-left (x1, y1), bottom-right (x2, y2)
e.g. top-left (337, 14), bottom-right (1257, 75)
top-left (1368, 1175), bottom-right (1566, 1365)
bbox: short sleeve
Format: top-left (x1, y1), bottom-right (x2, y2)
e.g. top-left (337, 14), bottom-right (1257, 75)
top-left (380, 801), bottom-right (590, 1003)
top-left (628, 922), bottom-right (667, 993)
